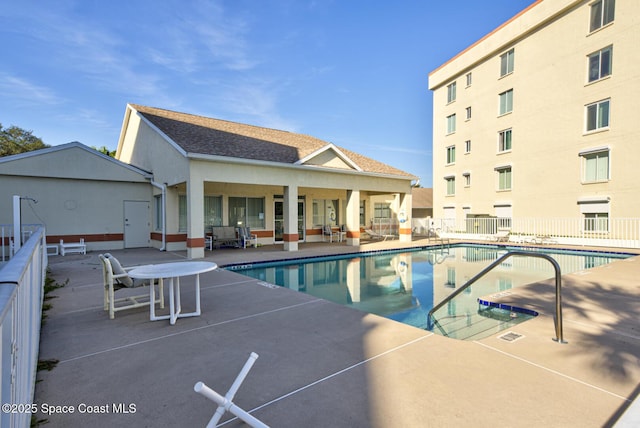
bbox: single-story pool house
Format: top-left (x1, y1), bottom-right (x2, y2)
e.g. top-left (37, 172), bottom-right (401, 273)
top-left (1, 104), bottom-right (417, 258)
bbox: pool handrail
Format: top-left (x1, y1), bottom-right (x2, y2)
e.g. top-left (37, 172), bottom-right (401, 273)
top-left (427, 250), bottom-right (567, 344)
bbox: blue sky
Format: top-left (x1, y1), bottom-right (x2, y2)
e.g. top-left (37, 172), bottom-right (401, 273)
top-left (1, 0), bottom-right (534, 187)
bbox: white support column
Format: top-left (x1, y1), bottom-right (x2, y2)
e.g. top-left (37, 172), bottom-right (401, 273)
top-left (397, 192), bottom-right (412, 242)
top-left (283, 185), bottom-right (298, 252)
top-left (346, 189), bottom-right (360, 246)
top-left (187, 178), bottom-right (205, 259)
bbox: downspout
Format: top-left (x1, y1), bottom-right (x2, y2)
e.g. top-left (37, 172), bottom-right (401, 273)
top-left (150, 181), bottom-right (166, 251)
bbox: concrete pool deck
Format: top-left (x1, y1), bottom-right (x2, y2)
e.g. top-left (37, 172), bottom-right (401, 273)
top-left (35, 239), bottom-right (640, 427)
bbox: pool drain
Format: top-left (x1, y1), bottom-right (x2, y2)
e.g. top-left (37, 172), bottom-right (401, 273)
top-left (499, 331), bottom-right (523, 342)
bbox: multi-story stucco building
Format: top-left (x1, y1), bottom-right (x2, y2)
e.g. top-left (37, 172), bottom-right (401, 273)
top-left (428, 0), bottom-right (639, 236)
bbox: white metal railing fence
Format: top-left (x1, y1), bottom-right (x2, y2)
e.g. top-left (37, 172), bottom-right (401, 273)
top-left (430, 217), bottom-right (640, 249)
top-left (0, 227), bottom-right (47, 428)
top-left (1, 224), bottom-right (41, 263)
top-left (370, 217), bottom-right (399, 236)
top-left (411, 217), bottom-right (430, 235)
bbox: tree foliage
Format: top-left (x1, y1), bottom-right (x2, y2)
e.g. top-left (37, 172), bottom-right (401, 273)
top-left (0, 123), bottom-right (49, 156)
top-left (91, 145), bottom-right (116, 157)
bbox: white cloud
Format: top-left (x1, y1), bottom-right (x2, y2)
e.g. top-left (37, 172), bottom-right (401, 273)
top-left (0, 73), bottom-right (64, 106)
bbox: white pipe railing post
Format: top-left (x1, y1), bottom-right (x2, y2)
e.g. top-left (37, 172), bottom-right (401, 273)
top-left (194, 352), bottom-right (269, 428)
top-left (13, 195), bottom-right (21, 254)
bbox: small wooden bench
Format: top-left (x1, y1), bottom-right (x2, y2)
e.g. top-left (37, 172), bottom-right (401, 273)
top-left (60, 239), bottom-right (86, 256)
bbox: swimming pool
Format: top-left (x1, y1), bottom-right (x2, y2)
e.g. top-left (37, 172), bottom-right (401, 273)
top-left (227, 245), bottom-right (630, 335)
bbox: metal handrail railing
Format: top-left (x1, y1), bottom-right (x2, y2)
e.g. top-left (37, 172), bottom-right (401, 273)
top-left (427, 250), bottom-right (567, 344)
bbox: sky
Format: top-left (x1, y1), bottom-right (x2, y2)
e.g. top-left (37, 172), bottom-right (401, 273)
top-left (1, 0), bottom-right (534, 188)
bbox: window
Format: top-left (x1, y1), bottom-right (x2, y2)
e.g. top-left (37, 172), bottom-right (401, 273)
top-left (465, 140), bottom-right (471, 153)
top-left (446, 114), bottom-right (456, 134)
top-left (584, 213), bottom-right (609, 232)
top-left (588, 46), bottom-right (612, 82)
top-left (153, 195), bottom-right (162, 231)
top-left (496, 167), bottom-right (512, 190)
top-left (228, 197), bottom-right (265, 228)
top-left (447, 82), bottom-right (457, 103)
top-left (446, 145), bottom-right (456, 164)
top-left (586, 99), bottom-right (610, 131)
top-left (373, 202), bottom-right (392, 220)
top-left (445, 177), bottom-right (455, 196)
top-left (498, 129), bottom-right (512, 152)
top-left (580, 199), bottom-right (609, 232)
top-left (178, 195), bottom-right (187, 232)
top-left (313, 199), bottom-right (339, 226)
top-left (590, 0), bottom-right (615, 32)
top-left (499, 89), bottom-right (513, 115)
top-left (465, 106), bottom-right (472, 120)
top-left (500, 49), bottom-right (515, 76)
top-left (359, 200), bottom-right (365, 227)
top-left (581, 149), bottom-right (609, 182)
top-left (465, 72), bottom-right (472, 87)
top-left (204, 195), bottom-right (223, 228)
top-left (463, 173), bottom-right (471, 187)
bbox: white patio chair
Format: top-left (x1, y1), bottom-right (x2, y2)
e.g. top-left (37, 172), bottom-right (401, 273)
top-left (99, 253), bottom-right (164, 319)
top-left (322, 225), bottom-right (335, 242)
top-left (237, 227), bottom-right (258, 248)
top-left (364, 228), bottom-right (395, 241)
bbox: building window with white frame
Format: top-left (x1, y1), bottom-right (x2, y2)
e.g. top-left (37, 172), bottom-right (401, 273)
top-left (584, 213), bottom-right (609, 232)
top-left (447, 81), bottom-right (457, 103)
top-left (590, 0), bottom-right (615, 33)
top-left (588, 46), bottom-right (612, 83)
top-left (465, 140), bottom-right (471, 153)
top-left (580, 148), bottom-right (609, 182)
top-left (498, 129), bottom-right (512, 152)
top-left (465, 106), bottom-right (472, 120)
top-left (465, 72), bottom-right (472, 87)
top-left (445, 176), bottom-right (455, 196)
top-left (500, 48), bottom-right (515, 77)
top-left (446, 114), bottom-right (456, 134)
top-left (496, 166), bottom-right (512, 191)
top-left (463, 172), bottom-right (471, 187)
top-left (446, 145), bottom-right (456, 164)
top-left (499, 89), bottom-right (513, 115)
top-left (586, 99), bottom-right (610, 132)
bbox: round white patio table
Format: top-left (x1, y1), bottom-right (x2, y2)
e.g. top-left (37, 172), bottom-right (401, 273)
top-left (128, 261), bottom-right (217, 325)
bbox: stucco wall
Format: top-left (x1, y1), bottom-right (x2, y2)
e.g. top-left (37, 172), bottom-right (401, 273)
top-left (0, 175), bottom-right (152, 251)
top-left (430, 0), bottom-right (640, 220)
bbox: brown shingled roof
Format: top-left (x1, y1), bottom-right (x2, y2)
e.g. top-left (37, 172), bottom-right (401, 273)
top-left (411, 187), bottom-right (433, 209)
top-left (130, 104), bottom-right (414, 178)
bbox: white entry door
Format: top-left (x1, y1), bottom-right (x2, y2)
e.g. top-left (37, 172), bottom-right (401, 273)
top-left (124, 201), bottom-right (150, 248)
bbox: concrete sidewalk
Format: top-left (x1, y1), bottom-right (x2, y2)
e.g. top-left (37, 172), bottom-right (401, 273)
top-left (34, 241), bottom-right (640, 427)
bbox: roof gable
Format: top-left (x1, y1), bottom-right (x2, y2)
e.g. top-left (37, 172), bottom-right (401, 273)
top-left (0, 142), bottom-right (151, 182)
top-left (296, 143), bottom-right (362, 171)
top-left (128, 104), bottom-right (415, 178)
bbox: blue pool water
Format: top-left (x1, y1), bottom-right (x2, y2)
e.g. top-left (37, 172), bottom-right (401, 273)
top-left (227, 245), bottom-right (630, 330)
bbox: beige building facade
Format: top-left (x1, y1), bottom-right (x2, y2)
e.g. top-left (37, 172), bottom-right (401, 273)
top-left (0, 143), bottom-right (153, 252)
top-left (2, 106), bottom-right (417, 258)
top-left (117, 105), bottom-right (416, 258)
top-left (429, 0), bottom-right (640, 230)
